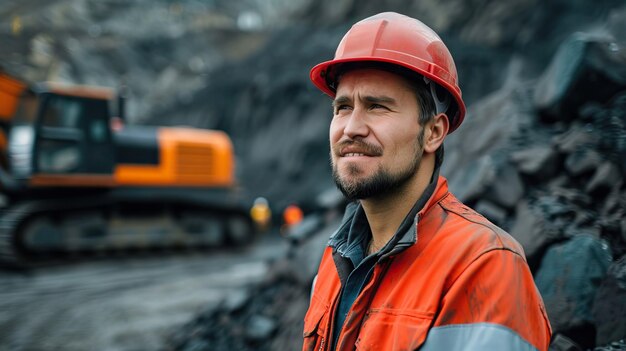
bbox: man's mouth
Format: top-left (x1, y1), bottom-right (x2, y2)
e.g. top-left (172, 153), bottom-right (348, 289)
top-left (344, 152), bottom-right (368, 157)
top-left (336, 141), bottom-right (382, 158)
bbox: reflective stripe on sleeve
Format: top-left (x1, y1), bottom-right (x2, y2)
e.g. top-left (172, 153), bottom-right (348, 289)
top-left (420, 323), bottom-right (539, 351)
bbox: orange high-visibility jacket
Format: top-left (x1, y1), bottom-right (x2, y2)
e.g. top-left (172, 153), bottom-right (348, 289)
top-left (302, 176), bottom-right (551, 351)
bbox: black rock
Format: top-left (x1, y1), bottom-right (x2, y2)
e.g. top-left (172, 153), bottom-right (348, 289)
top-left (474, 200), bottom-right (507, 226)
top-left (580, 93), bottom-right (626, 175)
top-left (553, 124), bottom-right (598, 154)
top-left (594, 340), bottom-right (626, 351)
top-left (550, 334), bottom-right (584, 351)
top-left (288, 217), bottom-right (341, 287)
top-left (245, 315), bottom-right (277, 342)
top-left (443, 85), bottom-right (535, 200)
top-left (592, 256), bottom-right (626, 345)
top-left (509, 200), bottom-right (564, 271)
top-left (546, 185), bottom-right (592, 209)
top-left (484, 162), bottom-right (525, 209)
top-left (535, 235), bottom-right (613, 348)
top-left (534, 33), bottom-right (626, 122)
top-left (286, 214), bottom-right (324, 245)
top-left (221, 289), bottom-right (251, 313)
top-left (447, 154), bottom-right (496, 203)
top-left (586, 162), bottom-right (622, 198)
top-left (565, 148), bottom-right (603, 177)
top-left (511, 145), bottom-right (560, 178)
top-left (181, 339), bottom-right (211, 351)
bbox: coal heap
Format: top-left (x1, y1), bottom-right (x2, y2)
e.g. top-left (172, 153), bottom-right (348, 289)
top-left (165, 16), bottom-right (626, 351)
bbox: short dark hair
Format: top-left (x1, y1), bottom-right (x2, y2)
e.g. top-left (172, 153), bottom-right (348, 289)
top-left (327, 61), bottom-right (438, 125)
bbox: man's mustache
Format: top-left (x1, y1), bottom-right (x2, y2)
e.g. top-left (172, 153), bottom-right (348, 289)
top-left (333, 139), bottom-right (383, 157)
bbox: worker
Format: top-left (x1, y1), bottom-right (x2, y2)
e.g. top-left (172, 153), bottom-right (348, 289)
top-left (250, 197), bottom-right (272, 232)
top-left (302, 12), bottom-right (551, 351)
top-left (282, 203), bottom-right (304, 235)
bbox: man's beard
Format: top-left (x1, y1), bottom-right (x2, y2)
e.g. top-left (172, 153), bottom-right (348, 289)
top-left (331, 132), bottom-right (424, 201)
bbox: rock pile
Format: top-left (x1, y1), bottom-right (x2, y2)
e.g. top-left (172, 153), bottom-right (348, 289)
top-left (165, 277), bottom-right (308, 351)
top-left (165, 215), bottom-right (342, 351)
top-left (445, 31), bottom-right (626, 350)
top-left (166, 25), bottom-right (626, 351)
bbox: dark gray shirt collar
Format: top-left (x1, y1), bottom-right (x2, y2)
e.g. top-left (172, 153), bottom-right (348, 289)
top-left (328, 164), bottom-right (441, 264)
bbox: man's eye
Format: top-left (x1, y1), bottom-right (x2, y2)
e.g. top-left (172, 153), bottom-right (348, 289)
top-left (370, 104), bottom-right (386, 110)
top-left (335, 105), bottom-right (351, 113)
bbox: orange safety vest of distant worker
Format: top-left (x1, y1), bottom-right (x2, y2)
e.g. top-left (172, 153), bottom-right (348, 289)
top-left (283, 204), bottom-right (304, 227)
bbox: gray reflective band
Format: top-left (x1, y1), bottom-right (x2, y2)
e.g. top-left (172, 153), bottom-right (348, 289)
top-left (420, 323), bottom-right (539, 351)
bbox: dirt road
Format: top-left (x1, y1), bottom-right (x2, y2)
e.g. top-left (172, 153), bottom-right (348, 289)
top-left (0, 235), bottom-right (288, 351)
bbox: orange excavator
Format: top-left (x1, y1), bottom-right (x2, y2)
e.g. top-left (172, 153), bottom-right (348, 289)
top-left (0, 70), bottom-right (255, 264)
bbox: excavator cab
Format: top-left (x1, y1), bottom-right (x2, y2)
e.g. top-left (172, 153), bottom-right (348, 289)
top-left (8, 84), bottom-right (116, 187)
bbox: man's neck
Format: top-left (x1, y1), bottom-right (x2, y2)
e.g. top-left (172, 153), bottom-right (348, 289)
top-left (361, 156), bottom-right (435, 254)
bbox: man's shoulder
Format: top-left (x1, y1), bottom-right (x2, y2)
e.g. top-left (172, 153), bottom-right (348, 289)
top-left (433, 192), bottom-right (525, 257)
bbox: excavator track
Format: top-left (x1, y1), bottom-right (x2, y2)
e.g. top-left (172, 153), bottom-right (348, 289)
top-left (0, 199), bottom-right (107, 266)
top-left (0, 193), bottom-right (255, 267)
top-left (0, 203), bottom-right (33, 265)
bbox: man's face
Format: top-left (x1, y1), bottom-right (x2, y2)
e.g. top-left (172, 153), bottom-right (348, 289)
top-left (330, 68), bottom-right (426, 200)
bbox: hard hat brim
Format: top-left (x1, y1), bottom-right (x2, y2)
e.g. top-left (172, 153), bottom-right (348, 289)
top-left (310, 57), bottom-right (466, 134)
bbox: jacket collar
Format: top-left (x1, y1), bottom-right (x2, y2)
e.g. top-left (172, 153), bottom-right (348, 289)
top-left (328, 165), bottom-right (449, 259)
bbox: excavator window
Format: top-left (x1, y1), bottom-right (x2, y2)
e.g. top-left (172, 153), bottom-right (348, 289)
top-left (37, 139), bottom-right (80, 172)
top-left (34, 93), bottom-right (114, 174)
top-left (41, 97), bottom-right (82, 129)
top-left (36, 96), bottom-right (84, 173)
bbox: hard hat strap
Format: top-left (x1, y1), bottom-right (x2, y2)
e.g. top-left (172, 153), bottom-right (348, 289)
top-left (423, 77), bottom-right (451, 115)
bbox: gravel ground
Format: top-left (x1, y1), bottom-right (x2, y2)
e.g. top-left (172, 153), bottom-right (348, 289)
top-left (0, 234), bottom-right (288, 351)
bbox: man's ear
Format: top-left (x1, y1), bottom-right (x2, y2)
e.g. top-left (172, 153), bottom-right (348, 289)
top-left (423, 113), bottom-right (449, 153)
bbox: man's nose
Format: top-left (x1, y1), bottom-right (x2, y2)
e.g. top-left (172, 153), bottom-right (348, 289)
top-left (343, 107), bottom-right (369, 139)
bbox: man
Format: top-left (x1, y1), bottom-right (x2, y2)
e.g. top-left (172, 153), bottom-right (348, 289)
top-left (302, 12), bottom-right (552, 351)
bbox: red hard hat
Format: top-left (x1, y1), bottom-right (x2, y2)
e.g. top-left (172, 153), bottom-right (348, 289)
top-left (310, 12), bottom-right (466, 133)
